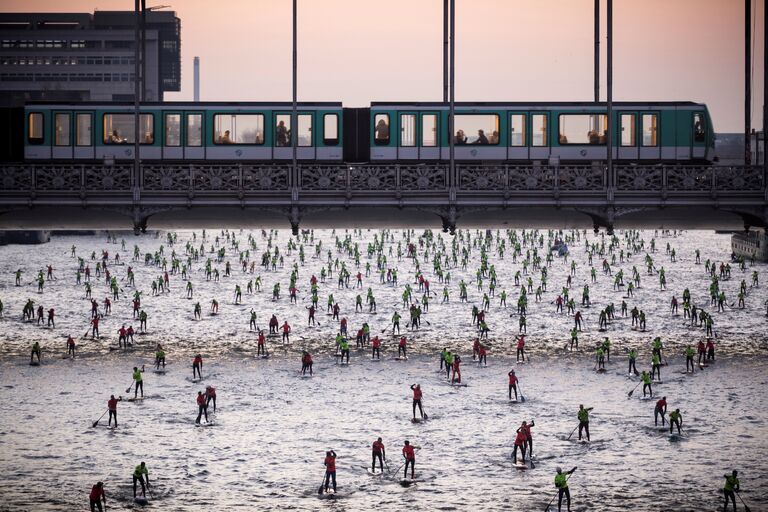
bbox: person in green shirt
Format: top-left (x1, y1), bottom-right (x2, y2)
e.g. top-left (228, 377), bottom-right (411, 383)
top-left (30, 341), bottom-right (41, 364)
top-left (722, 470), bottom-right (740, 511)
top-left (132, 366), bottom-right (144, 398)
top-left (641, 370), bottom-right (653, 398)
top-left (685, 345), bottom-right (696, 373)
top-left (651, 353), bottom-right (662, 381)
top-left (628, 348), bottom-right (638, 375)
top-left (392, 312), bottom-right (401, 334)
top-left (154, 345), bottom-right (165, 370)
top-left (554, 466), bottom-right (577, 512)
top-left (595, 346), bottom-right (605, 370)
top-left (577, 405), bottom-right (593, 441)
top-left (339, 337), bottom-right (350, 364)
top-left (132, 461), bottom-right (150, 498)
top-left (669, 409), bottom-right (682, 435)
top-left (444, 351), bottom-right (454, 380)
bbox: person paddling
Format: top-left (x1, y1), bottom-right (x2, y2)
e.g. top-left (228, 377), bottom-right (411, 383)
top-left (554, 466), bottom-right (577, 512)
top-left (88, 481), bottom-right (106, 512)
top-left (132, 461), bottom-right (150, 498)
top-left (577, 405), bottom-right (593, 442)
top-left (195, 390), bottom-right (208, 424)
top-left (508, 369), bottom-right (519, 401)
top-left (132, 366), bottom-right (144, 398)
top-left (669, 409), bottom-right (683, 435)
top-left (323, 450), bottom-right (337, 493)
top-left (402, 440), bottom-right (416, 479)
top-left (30, 341), bottom-right (41, 364)
top-left (722, 470), bottom-right (740, 511)
top-left (192, 353), bottom-right (203, 379)
top-left (371, 437), bottom-right (386, 473)
top-left (108, 394), bottom-right (122, 427)
top-left (410, 384), bottom-right (424, 420)
top-left (654, 396), bottom-right (667, 426)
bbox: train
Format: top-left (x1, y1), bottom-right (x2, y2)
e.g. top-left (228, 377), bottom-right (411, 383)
top-left (0, 100), bottom-right (715, 163)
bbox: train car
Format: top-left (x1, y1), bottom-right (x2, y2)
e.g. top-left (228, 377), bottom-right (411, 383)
top-left (22, 102), bottom-right (344, 161)
top-left (367, 101), bottom-right (714, 163)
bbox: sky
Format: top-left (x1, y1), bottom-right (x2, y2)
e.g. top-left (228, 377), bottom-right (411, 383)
top-left (3, 0), bottom-right (765, 132)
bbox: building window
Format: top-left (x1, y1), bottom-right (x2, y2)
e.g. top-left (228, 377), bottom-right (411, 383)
top-left (76, 113), bottom-right (92, 147)
top-left (103, 113), bottom-right (154, 144)
top-left (55, 113), bottom-right (71, 146)
top-left (532, 114), bottom-right (548, 147)
top-left (400, 113), bottom-right (416, 147)
top-left (298, 114), bottom-right (312, 147)
top-left (453, 114), bottom-right (499, 145)
top-left (186, 114), bottom-right (202, 147)
top-left (642, 114), bottom-right (657, 147)
top-left (323, 114), bottom-right (339, 146)
top-left (422, 114), bottom-right (437, 147)
top-left (373, 114), bottom-right (390, 145)
top-left (620, 114), bottom-right (636, 147)
top-left (510, 114), bottom-right (526, 146)
top-left (213, 114), bottom-right (264, 145)
top-left (558, 114), bottom-right (607, 145)
top-left (28, 112), bottom-right (43, 145)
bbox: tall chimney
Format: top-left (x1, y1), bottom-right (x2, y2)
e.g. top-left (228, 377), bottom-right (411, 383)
top-left (193, 56), bottom-right (200, 102)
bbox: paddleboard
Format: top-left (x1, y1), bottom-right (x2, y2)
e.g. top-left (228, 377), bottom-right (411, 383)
top-left (399, 478), bottom-right (416, 487)
top-left (370, 358), bottom-right (381, 362)
top-left (366, 468), bottom-right (385, 476)
top-left (394, 357), bottom-right (408, 361)
top-left (318, 489), bottom-right (337, 498)
top-left (300, 373), bottom-right (313, 378)
top-left (127, 397), bottom-right (144, 402)
top-left (258, 355), bottom-right (270, 359)
top-left (134, 497), bottom-right (148, 505)
top-left (29, 361), bottom-right (40, 366)
top-left (509, 399), bottom-right (518, 403)
top-left (516, 361), bottom-right (526, 365)
top-left (595, 368), bottom-right (607, 373)
top-left (578, 439), bottom-right (591, 445)
top-left (411, 417), bottom-right (426, 423)
top-left (195, 421), bottom-right (215, 427)
top-left (669, 433), bottom-right (681, 441)
top-left (513, 460), bottom-right (529, 470)
top-left (153, 369), bottom-right (166, 374)
top-left (639, 396), bottom-right (654, 400)
top-left (450, 382), bottom-right (468, 387)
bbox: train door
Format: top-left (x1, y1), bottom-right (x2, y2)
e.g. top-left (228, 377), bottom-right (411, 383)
top-left (163, 112), bottom-right (183, 159)
top-left (691, 111), bottom-right (707, 160)
top-left (529, 112), bottom-right (550, 160)
top-left (617, 112), bottom-right (638, 160)
top-left (184, 112), bottom-right (204, 160)
top-left (52, 111), bottom-right (73, 159)
top-left (639, 112), bottom-right (660, 160)
top-left (508, 112), bottom-right (529, 160)
top-left (296, 113), bottom-right (315, 160)
top-left (398, 112), bottom-right (418, 160)
top-left (74, 112), bottom-right (94, 159)
top-left (420, 112), bottom-right (439, 160)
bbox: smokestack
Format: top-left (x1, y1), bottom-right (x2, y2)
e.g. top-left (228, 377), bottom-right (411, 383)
top-left (193, 56), bottom-right (200, 102)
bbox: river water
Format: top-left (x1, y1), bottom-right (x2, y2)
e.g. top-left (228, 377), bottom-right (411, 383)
top-left (0, 229), bottom-right (766, 511)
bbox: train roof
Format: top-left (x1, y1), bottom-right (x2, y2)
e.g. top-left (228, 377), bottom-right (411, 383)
top-left (370, 101), bottom-right (707, 108)
top-left (23, 101), bottom-right (343, 107)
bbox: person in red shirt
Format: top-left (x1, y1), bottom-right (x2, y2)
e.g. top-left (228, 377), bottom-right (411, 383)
top-left (371, 336), bottom-right (381, 360)
top-left (654, 396), bottom-right (667, 426)
top-left (192, 354), bottom-right (203, 379)
top-left (402, 440), bottom-right (416, 479)
top-left (307, 306), bottom-right (316, 326)
top-left (516, 335), bottom-right (526, 362)
top-left (477, 344), bottom-right (487, 366)
top-left (302, 351), bottom-right (313, 375)
top-left (512, 425), bottom-right (528, 463)
top-left (281, 321), bottom-right (291, 343)
top-left (332, 303), bottom-right (340, 321)
top-left (523, 420), bottom-right (535, 457)
top-left (89, 481), bottom-right (106, 512)
top-left (126, 325), bottom-right (135, 343)
top-left (118, 325), bottom-right (127, 348)
top-left (697, 340), bottom-right (706, 365)
top-left (91, 316), bottom-right (100, 339)
top-left (257, 330), bottom-right (267, 357)
top-left (195, 390), bottom-right (208, 424)
top-left (66, 335), bottom-right (76, 357)
top-left (108, 394), bottom-right (122, 427)
top-left (398, 337), bottom-right (407, 359)
top-left (410, 384), bottom-right (424, 420)
top-left (323, 450), bottom-right (337, 493)
top-left (706, 339), bottom-right (715, 361)
top-left (132, 299), bottom-right (140, 318)
top-left (371, 437), bottom-right (386, 473)
top-left (289, 286), bottom-right (297, 304)
top-left (205, 386), bottom-right (217, 412)
top-left (47, 308), bottom-right (55, 328)
top-left (103, 297), bottom-right (111, 315)
top-left (508, 369), bottom-right (519, 400)
top-left (472, 338), bottom-right (481, 360)
top-left (340, 317), bottom-right (348, 336)
top-left (452, 355), bottom-right (462, 384)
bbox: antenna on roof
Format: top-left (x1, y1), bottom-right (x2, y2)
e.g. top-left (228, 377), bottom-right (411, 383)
top-left (147, 5), bottom-right (171, 10)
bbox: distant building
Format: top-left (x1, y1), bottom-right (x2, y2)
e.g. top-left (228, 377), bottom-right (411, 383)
top-left (0, 10), bottom-right (180, 104)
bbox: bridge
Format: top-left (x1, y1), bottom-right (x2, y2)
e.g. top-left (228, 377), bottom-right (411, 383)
top-left (1, 163), bottom-right (766, 233)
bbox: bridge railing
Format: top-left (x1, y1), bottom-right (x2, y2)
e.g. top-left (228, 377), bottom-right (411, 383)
top-left (0, 162), bottom-right (764, 197)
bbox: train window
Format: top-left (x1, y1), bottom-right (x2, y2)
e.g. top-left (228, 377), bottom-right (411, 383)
top-left (531, 114), bottom-right (548, 147)
top-left (641, 114), bottom-right (657, 146)
top-left (323, 114), bottom-right (339, 146)
top-left (165, 113), bottom-right (181, 147)
top-left (54, 113), bottom-right (71, 146)
top-left (422, 114), bottom-right (437, 147)
top-left (187, 114), bottom-right (202, 146)
top-left (620, 114), bottom-right (636, 146)
top-left (103, 114), bottom-right (154, 144)
top-left (374, 114), bottom-right (390, 145)
top-left (400, 114), bottom-right (416, 147)
top-left (558, 114), bottom-right (607, 145)
top-left (454, 114), bottom-right (499, 145)
top-left (275, 114), bottom-right (292, 147)
top-left (509, 114), bottom-right (526, 146)
top-left (298, 114), bottom-right (312, 147)
top-left (76, 113), bottom-right (92, 146)
top-left (28, 112), bottom-right (43, 144)
top-left (213, 114), bottom-right (264, 145)
top-left (693, 113), bottom-right (706, 142)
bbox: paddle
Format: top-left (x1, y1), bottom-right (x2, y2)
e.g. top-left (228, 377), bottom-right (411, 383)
top-left (125, 380), bottom-right (134, 394)
top-left (91, 409), bottom-right (109, 428)
top-left (627, 381), bottom-right (641, 398)
top-left (518, 385), bottom-right (526, 403)
top-left (736, 491), bottom-right (752, 512)
top-left (317, 472), bottom-right (327, 494)
top-left (566, 424), bottom-right (579, 441)
top-left (544, 467), bottom-right (577, 511)
top-left (421, 401), bottom-right (429, 421)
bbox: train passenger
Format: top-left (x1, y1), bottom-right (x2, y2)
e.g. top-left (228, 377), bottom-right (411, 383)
top-left (472, 129), bottom-right (489, 145)
top-left (276, 120), bottom-right (289, 146)
top-left (455, 130), bottom-right (467, 144)
top-left (220, 130), bottom-right (232, 144)
top-left (375, 118), bottom-right (389, 142)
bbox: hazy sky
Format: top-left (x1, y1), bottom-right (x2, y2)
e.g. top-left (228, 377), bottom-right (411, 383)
top-left (4, 0), bottom-right (765, 132)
